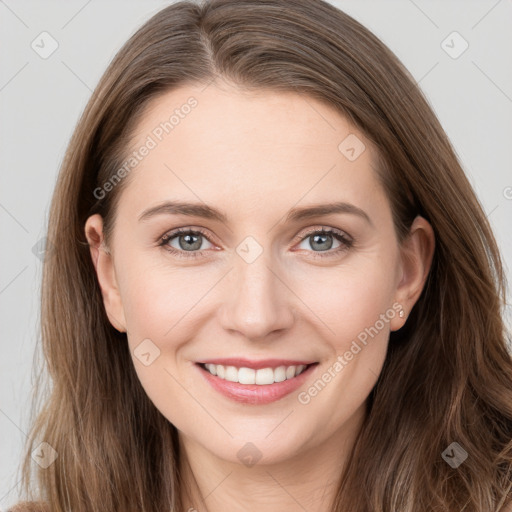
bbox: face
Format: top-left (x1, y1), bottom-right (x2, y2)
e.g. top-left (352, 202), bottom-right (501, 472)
top-left (86, 81), bottom-right (432, 467)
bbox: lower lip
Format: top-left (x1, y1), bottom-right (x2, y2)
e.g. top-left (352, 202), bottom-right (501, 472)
top-left (196, 363), bottom-right (318, 405)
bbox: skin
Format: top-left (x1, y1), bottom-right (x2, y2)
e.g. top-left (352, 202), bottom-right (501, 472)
top-left (85, 80), bottom-right (435, 511)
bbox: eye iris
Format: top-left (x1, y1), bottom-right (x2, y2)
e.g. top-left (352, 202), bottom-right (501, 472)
top-left (310, 233), bottom-right (333, 251)
top-left (179, 233), bottom-right (202, 251)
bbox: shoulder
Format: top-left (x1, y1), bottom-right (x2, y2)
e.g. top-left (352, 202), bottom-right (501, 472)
top-left (7, 502), bottom-right (49, 512)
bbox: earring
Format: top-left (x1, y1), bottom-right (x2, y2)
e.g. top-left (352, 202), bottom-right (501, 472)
top-left (399, 309), bottom-right (405, 318)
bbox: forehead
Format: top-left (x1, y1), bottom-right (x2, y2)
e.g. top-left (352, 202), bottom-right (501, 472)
top-left (120, 82), bottom-right (386, 219)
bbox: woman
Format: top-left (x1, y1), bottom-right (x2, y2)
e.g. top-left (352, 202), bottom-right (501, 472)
top-left (11, 0), bottom-right (512, 510)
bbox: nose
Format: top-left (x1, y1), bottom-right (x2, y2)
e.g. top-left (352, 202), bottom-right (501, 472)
top-left (218, 251), bottom-right (295, 342)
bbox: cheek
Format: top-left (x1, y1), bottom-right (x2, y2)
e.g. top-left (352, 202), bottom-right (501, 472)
top-left (118, 252), bottom-right (216, 340)
top-left (115, 255), bottom-right (208, 431)
top-left (289, 252), bottom-right (397, 420)
top-left (291, 252), bottom-right (398, 347)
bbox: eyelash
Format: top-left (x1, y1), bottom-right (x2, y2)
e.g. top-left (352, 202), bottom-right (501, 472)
top-left (158, 226), bottom-right (354, 260)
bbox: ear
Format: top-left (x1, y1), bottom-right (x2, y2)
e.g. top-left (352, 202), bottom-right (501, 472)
top-left (84, 214), bottom-right (127, 333)
top-left (390, 215), bottom-right (435, 331)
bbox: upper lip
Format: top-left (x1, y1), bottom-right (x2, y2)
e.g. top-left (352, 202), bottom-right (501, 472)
top-left (198, 358), bottom-right (317, 370)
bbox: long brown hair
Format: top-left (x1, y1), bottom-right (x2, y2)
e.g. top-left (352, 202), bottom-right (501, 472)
top-left (15, 0), bottom-right (512, 510)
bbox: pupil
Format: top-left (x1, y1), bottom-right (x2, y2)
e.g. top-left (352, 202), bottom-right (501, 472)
top-left (311, 233), bottom-right (333, 251)
top-left (180, 233), bottom-right (201, 251)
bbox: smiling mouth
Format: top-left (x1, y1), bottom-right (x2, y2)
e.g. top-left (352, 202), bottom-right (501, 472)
top-left (198, 362), bottom-right (316, 385)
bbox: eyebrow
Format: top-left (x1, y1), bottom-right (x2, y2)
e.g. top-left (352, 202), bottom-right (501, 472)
top-left (138, 200), bottom-right (372, 226)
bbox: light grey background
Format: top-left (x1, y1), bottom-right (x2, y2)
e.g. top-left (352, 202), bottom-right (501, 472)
top-left (1, 0), bottom-right (511, 507)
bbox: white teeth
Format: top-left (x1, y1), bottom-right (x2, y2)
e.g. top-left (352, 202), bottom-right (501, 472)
top-left (255, 367), bottom-right (274, 385)
top-left (225, 366), bottom-right (238, 382)
top-left (205, 363), bottom-right (217, 376)
top-left (274, 366), bottom-right (286, 383)
top-left (238, 367), bottom-right (256, 384)
top-left (203, 363), bottom-right (308, 385)
top-left (286, 366), bottom-right (296, 379)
